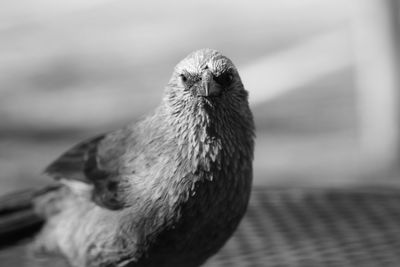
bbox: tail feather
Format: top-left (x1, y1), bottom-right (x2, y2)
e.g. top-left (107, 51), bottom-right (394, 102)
top-left (0, 188), bottom-right (54, 248)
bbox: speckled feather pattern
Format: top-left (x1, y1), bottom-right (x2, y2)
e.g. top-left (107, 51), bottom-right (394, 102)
top-left (38, 49), bottom-right (255, 267)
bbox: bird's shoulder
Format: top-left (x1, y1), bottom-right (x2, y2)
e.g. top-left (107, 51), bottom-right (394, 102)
top-left (44, 124), bottom-right (143, 209)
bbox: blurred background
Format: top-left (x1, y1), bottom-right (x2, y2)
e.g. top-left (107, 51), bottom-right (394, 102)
top-left (1, 0), bottom-right (400, 195)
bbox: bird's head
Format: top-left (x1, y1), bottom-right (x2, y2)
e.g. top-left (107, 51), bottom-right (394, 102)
top-left (161, 49), bottom-right (254, 177)
top-left (164, 49), bottom-right (248, 111)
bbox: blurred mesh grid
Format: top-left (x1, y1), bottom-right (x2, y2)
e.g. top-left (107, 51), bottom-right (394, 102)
top-left (204, 187), bottom-right (400, 267)
top-left (1, 186), bottom-right (400, 266)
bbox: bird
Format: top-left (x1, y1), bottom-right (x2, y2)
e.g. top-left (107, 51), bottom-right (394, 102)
top-left (0, 48), bottom-right (255, 267)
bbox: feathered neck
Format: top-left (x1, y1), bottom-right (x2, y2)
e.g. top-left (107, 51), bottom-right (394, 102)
top-left (171, 99), bottom-right (221, 176)
top-left (159, 93), bottom-right (254, 182)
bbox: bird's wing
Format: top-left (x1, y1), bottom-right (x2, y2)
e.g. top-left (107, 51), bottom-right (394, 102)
top-left (44, 130), bottom-right (134, 210)
top-left (44, 134), bottom-right (106, 183)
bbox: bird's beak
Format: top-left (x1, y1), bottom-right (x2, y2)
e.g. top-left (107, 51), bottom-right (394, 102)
top-left (200, 70), bottom-right (221, 97)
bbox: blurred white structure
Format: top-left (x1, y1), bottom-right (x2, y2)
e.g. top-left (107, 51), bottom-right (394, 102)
top-left (244, 29), bottom-right (352, 105)
top-left (352, 0), bottom-right (400, 168)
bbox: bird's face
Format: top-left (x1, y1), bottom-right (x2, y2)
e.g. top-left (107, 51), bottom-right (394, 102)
top-left (165, 49), bottom-right (247, 108)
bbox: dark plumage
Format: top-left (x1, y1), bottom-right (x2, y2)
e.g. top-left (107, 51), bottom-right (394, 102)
top-left (2, 49), bottom-right (255, 267)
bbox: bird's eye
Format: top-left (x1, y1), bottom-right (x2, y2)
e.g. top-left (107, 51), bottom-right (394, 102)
top-left (213, 71), bottom-right (234, 87)
top-left (179, 74), bottom-right (188, 83)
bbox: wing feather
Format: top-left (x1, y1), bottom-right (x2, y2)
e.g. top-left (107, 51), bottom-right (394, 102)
top-left (44, 135), bottom-right (106, 183)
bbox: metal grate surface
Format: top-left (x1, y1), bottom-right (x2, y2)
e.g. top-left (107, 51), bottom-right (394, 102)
top-left (1, 187), bottom-right (400, 266)
top-left (205, 187), bottom-right (400, 267)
